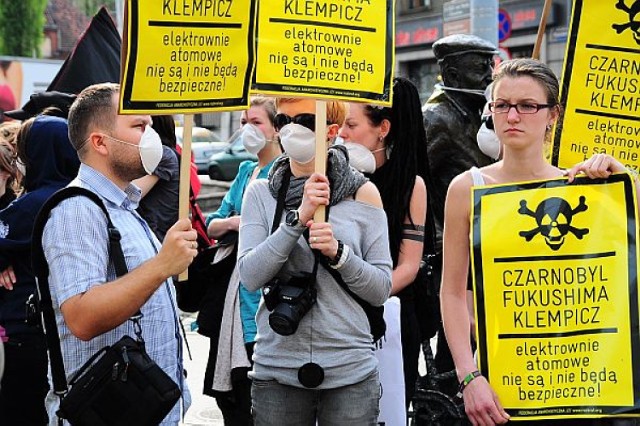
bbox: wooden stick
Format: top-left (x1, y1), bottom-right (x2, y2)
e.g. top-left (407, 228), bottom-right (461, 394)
top-left (178, 114), bottom-right (194, 281)
top-left (313, 100), bottom-right (327, 223)
top-left (532, 0), bottom-right (553, 60)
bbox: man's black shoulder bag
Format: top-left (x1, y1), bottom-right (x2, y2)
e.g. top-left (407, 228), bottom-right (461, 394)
top-left (31, 187), bottom-right (181, 426)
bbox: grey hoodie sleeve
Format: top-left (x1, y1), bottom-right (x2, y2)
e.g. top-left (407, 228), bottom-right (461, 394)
top-left (335, 205), bottom-right (392, 306)
top-left (237, 181), bottom-right (305, 291)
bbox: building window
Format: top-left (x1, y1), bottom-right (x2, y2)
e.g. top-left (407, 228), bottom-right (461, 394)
top-left (406, 59), bottom-right (439, 105)
top-left (402, 0), bottom-right (431, 12)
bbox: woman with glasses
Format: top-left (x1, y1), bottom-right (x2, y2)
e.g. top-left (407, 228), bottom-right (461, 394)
top-left (441, 58), bottom-right (637, 425)
top-left (237, 97), bottom-right (392, 425)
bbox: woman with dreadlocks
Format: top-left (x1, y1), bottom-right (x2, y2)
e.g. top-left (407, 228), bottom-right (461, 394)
top-left (339, 77), bottom-right (429, 415)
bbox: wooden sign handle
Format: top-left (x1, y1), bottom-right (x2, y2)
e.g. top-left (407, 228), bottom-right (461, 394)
top-left (178, 114), bottom-right (194, 281)
top-left (532, 0), bottom-right (553, 60)
top-left (314, 101), bottom-right (327, 223)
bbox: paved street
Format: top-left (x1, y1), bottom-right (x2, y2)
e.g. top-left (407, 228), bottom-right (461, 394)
top-left (181, 314), bottom-right (224, 426)
top-left (178, 310), bottom-right (435, 426)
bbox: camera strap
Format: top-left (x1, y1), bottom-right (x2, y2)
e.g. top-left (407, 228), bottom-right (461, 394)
top-left (272, 167), bottom-right (319, 275)
top-left (309, 204), bottom-right (386, 344)
top-left (270, 168), bottom-right (324, 387)
top-left (271, 167), bottom-right (291, 234)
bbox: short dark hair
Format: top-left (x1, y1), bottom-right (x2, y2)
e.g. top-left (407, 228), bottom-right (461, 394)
top-left (68, 82), bottom-right (120, 156)
top-left (151, 115), bottom-right (177, 149)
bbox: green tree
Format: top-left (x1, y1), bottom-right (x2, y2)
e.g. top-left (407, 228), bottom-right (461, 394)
top-left (70, 0), bottom-right (116, 16)
top-left (0, 0), bottom-right (48, 57)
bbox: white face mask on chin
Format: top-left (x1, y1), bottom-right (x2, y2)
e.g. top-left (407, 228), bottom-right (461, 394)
top-left (477, 117), bottom-right (501, 160)
top-left (107, 126), bottom-right (164, 175)
top-left (279, 123), bottom-right (316, 164)
top-left (344, 142), bottom-right (378, 174)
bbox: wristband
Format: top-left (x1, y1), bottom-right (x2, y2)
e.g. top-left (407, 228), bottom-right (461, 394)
top-left (456, 370), bottom-right (482, 398)
top-left (327, 240), bottom-right (344, 266)
top-left (330, 244), bottom-right (350, 270)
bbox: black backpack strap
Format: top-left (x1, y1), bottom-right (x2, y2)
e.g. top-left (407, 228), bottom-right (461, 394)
top-left (271, 168), bottom-right (292, 234)
top-left (309, 205), bottom-right (385, 342)
top-left (31, 187), bottom-right (130, 397)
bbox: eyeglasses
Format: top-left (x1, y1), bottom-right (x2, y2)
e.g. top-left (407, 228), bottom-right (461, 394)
top-left (488, 102), bottom-right (555, 114)
top-left (274, 113), bottom-right (329, 132)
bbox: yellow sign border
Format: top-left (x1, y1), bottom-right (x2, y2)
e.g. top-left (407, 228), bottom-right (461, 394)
top-left (471, 174), bottom-right (640, 420)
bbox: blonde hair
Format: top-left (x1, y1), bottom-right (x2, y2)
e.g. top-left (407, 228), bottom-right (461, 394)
top-left (275, 98), bottom-right (346, 126)
top-left (0, 122), bottom-right (19, 194)
top-left (250, 96), bottom-right (277, 125)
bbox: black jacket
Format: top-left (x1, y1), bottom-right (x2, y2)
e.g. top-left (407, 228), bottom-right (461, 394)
top-left (0, 115), bottom-right (79, 341)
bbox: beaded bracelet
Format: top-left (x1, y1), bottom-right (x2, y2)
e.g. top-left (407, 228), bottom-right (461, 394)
top-left (330, 244), bottom-right (350, 270)
top-left (456, 370), bottom-right (482, 398)
top-left (327, 240), bottom-right (344, 266)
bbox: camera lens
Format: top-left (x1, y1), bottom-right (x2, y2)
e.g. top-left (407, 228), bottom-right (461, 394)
top-left (269, 307), bottom-right (299, 336)
top-left (266, 280), bottom-right (317, 335)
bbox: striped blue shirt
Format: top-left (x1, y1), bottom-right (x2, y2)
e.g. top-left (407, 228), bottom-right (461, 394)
top-left (42, 164), bottom-right (190, 425)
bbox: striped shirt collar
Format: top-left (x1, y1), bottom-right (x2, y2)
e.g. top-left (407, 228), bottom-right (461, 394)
top-left (75, 163), bottom-right (142, 210)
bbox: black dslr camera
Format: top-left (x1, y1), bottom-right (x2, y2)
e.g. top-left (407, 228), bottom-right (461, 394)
top-left (262, 273), bottom-right (317, 336)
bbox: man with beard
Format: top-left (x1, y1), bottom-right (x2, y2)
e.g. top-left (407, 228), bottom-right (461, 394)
top-left (421, 34), bottom-right (498, 397)
top-left (41, 83), bottom-right (196, 425)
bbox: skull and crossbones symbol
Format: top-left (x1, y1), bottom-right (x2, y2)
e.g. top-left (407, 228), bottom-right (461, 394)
top-left (518, 196), bottom-right (589, 251)
top-left (612, 0), bottom-right (640, 45)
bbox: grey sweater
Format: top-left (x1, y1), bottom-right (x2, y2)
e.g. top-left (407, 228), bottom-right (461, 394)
top-left (238, 179), bottom-right (393, 389)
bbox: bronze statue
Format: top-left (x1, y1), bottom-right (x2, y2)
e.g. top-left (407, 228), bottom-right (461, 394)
top-left (423, 34), bottom-right (498, 251)
top-left (421, 33), bottom-right (498, 399)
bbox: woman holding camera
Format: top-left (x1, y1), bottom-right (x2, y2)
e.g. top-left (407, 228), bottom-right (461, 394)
top-left (237, 97), bottom-right (392, 425)
top-left (203, 96), bottom-right (280, 425)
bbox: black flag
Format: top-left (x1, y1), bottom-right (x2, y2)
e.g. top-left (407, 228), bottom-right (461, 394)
top-left (5, 7), bottom-right (121, 120)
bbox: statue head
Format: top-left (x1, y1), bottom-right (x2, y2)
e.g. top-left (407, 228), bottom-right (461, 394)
top-left (433, 34), bottom-right (498, 92)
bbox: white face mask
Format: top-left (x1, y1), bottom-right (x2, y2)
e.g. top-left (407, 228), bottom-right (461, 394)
top-left (242, 124), bottom-right (267, 155)
top-left (279, 123), bottom-right (316, 164)
top-left (344, 142), bottom-right (378, 174)
top-left (477, 118), bottom-right (501, 160)
top-left (16, 158), bottom-right (26, 177)
top-left (107, 126), bottom-right (163, 174)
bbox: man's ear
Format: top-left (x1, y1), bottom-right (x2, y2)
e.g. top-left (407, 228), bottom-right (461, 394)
top-left (443, 67), bottom-right (461, 88)
top-left (88, 133), bottom-right (109, 156)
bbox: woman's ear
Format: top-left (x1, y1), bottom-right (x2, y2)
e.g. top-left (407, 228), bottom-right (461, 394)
top-left (548, 105), bottom-right (560, 127)
top-left (380, 119), bottom-right (391, 142)
top-left (326, 123), bottom-right (340, 141)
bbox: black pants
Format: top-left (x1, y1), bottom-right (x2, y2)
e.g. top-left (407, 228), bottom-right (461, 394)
top-left (204, 341), bottom-right (254, 426)
top-left (400, 299), bottom-right (421, 408)
top-left (0, 337), bottom-right (49, 425)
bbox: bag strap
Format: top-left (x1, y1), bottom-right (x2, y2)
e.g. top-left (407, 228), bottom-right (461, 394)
top-left (270, 168), bottom-right (319, 276)
top-left (308, 205), bottom-right (383, 342)
top-left (31, 187), bottom-right (133, 397)
top-left (189, 184), bottom-right (213, 250)
top-left (422, 144), bottom-right (438, 257)
top-left (271, 168), bottom-right (291, 234)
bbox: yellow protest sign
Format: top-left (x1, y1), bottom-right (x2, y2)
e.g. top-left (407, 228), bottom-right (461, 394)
top-left (252, 0), bottom-right (394, 105)
top-left (471, 174), bottom-right (640, 420)
top-left (552, 0), bottom-right (640, 170)
top-left (120, 0), bottom-right (255, 114)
